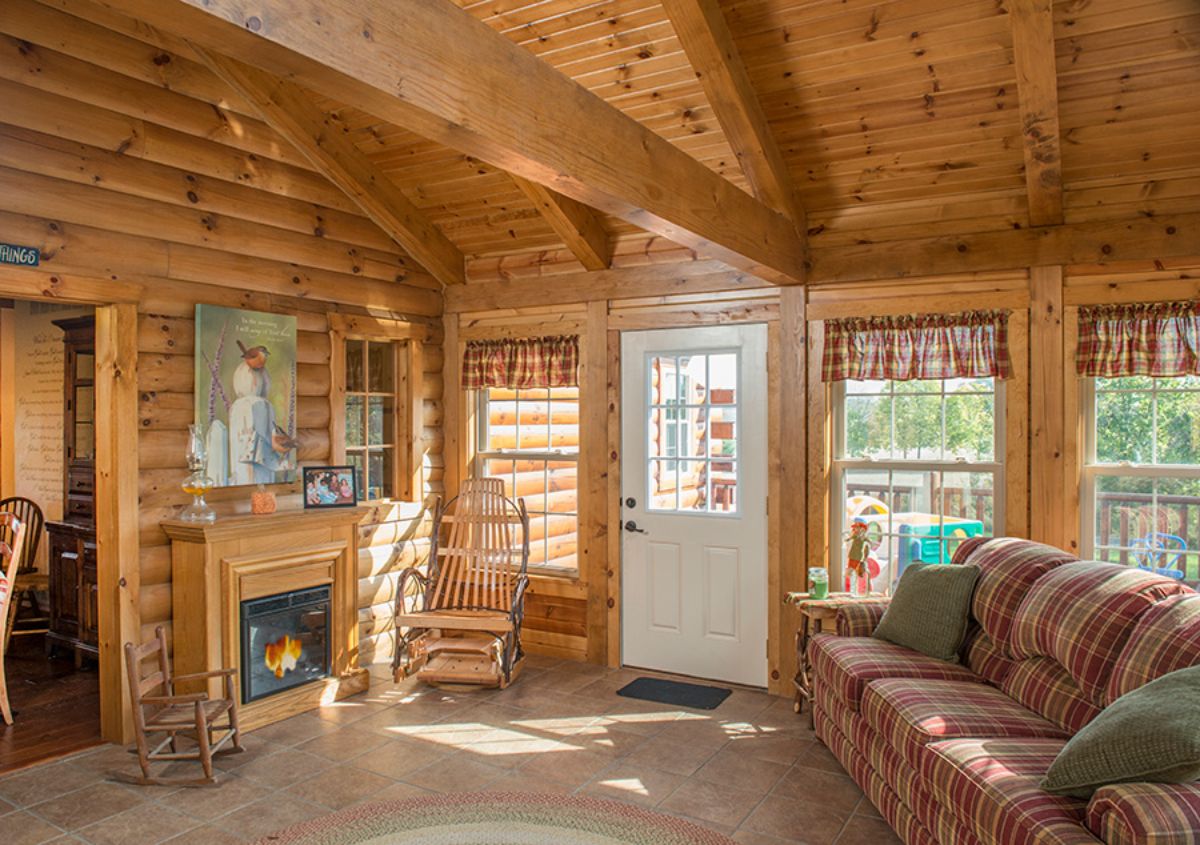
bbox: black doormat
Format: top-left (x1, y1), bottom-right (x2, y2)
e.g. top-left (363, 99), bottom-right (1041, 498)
top-left (616, 677), bottom-right (732, 710)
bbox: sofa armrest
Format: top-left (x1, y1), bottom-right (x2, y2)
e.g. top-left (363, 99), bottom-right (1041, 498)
top-left (835, 599), bottom-right (891, 638)
top-left (1087, 783), bottom-right (1200, 845)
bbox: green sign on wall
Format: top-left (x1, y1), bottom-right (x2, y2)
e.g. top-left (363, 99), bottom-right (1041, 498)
top-left (0, 242), bottom-right (40, 267)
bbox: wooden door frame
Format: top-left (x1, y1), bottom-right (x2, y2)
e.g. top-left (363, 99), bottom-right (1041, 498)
top-left (0, 274), bottom-right (140, 745)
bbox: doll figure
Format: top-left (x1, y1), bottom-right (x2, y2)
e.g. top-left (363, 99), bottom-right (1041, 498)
top-left (845, 517), bottom-right (872, 597)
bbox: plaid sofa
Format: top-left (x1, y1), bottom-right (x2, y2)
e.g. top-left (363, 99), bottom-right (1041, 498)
top-left (808, 537), bottom-right (1200, 845)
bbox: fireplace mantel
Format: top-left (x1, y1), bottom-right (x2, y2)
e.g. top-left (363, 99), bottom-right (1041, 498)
top-left (161, 507), bottom-right (372, 730)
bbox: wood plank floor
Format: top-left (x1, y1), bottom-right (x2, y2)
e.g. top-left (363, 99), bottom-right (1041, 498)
top-left (0, 634), bottom-right (102, 775)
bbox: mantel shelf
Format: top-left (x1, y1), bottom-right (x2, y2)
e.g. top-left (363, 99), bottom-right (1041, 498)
top-left (160, 506), bottom-right (372, 544)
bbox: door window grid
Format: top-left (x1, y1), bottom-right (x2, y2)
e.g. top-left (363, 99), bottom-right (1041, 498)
top-left (646, 351), bottom-right (739, 515)
top-left (344, 339), bottom-right (395, 501)
top-left (833, 378), bottom-right (1004, 592)
top-left (1082, 376), bottom-right (1200, 581)
top-left (477, 387), bottom-right (579, 574)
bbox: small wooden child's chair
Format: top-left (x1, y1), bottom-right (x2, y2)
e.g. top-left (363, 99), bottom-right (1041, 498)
top-left (0, 513), bottom-right (28, 725)
top-left (392, 478), bottom-right (530, 688)
top-left (118, 626), bottom-right (243, 787)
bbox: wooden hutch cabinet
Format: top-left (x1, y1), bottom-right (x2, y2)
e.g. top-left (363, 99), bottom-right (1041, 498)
top-left (45, 316), bottom-right (99, 663)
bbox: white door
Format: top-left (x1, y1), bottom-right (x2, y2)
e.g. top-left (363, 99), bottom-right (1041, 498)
top-left (620, 325), bottom-right (768, 687)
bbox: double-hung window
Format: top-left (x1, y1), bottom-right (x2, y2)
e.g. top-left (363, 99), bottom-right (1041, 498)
top-left (476, 387), bottom-right (580, 574)
top-left (831, 377), bottom-right (1004, 591)
top-left (1081, 375), bottom-right (1200, 580)
top-left (343, 338), bottom-right (406, 502)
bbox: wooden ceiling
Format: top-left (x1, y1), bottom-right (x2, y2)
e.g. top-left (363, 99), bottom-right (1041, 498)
top-left (6, 0), bottom-right (1200, 284)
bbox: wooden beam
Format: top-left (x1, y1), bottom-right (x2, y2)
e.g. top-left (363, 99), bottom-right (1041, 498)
top-left (194, 48), bottom-right (467, 286)
top-left (511, 176), bottom-right (612, 271)
top-left (98, 0), bottom-right (805, 284)
top-left (659, 0), bottom-right (805, 228)
top-left (1029, 266), bottom-right (1067, 550)
top-left (808, 213), bottom-right (1200, 284)
top-left (1009, 0), bottom-right (1064, 227)
top-left (446, 260), bottom-right (770, 312)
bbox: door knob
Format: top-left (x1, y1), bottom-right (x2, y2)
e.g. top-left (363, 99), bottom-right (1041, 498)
top-left (624, 520), bottom-right (647, 534)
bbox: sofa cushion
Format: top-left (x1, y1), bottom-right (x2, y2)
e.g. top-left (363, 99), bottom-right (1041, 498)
top-left (1010, 561), bottom-right (1189, 701)
top-left (959, 538), bottom-right (1078, 654)
top-left (922, 738), bottom-right (1101, 845)
top-left (809, 633), bottom-right (985, 711)
top-left (1042, 665), bottom-right (1200, 799)
top-left (1001, 656), bottom-right (1103, 734)
top-left (873, 563), bottom-right (980, 662)
top-left (1086, 783), bottom-right (1200, 845)
top-left (862, 679), bottom-right (1069, 769)
top-left (963, 626), bottom-right (1018, 687)
top-left (1105, 593), bottom-right (1200, 706)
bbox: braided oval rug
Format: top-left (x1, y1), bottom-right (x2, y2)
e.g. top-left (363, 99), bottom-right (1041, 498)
top-left (255, 792), bottom-right (737, 845)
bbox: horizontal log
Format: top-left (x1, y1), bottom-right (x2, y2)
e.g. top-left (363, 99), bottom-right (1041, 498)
top-left (138, 392), bottom-right (329, 431)
top-left (139, 581), bottom-right (172, 624)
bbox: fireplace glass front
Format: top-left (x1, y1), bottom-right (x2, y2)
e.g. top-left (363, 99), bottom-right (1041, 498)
top-left (240, 585), bottom-right (331, 704)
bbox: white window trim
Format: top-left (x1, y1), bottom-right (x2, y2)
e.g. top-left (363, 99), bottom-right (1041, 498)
top-left (830, 379), bottom-right (1006, 585)
top-left (1079, 377), bottom-right (1200, 561)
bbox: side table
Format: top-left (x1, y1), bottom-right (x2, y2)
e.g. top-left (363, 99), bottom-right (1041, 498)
top-left (786, 592), bottom-right (885, 726)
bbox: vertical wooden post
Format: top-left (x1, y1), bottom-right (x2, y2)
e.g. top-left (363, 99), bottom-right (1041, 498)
top-left (777, 287), bottom-right (806, 695)
top-left (442, 314), bottom-right (462, 497)
top-left (605, 326), bottom-right (622, 668)
top-left (328, 323), bottom-right (347, 466)
top-left (1061, 307), bottom-right (1082, 554)
top-left (581, 301), bottom-right (609, 664)
top-left (1030, 266), bottom-right (1067, 550)
top-left (405, 339), bottom-right (425, 501)
top-left (94, 302), bottom-right (140, 744)
top-left (1005, 309), bottom-right (1031, 538)
top-left (0, 306), bottom-right (13, 496)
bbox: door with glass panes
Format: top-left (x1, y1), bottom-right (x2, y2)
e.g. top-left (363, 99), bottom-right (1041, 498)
top-left (620, 325), bottom-right (767, 686)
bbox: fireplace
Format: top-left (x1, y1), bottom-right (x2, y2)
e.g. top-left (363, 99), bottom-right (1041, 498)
top-left (240, 586), bottom-right (332, 704)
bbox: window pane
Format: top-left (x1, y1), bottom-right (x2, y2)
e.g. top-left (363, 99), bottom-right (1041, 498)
top-left (345, 395), bottom-right (365, 447)
top-left (680, 461), bottom-right (706, 511)
top-left (367, 450), bottom-right (385, 501)
top-left (945, 391), bottom-right (994, 461)
top-left (708, 353), bottom-right (737, 404)
top-left (844, 393), bottom-right (889, 459)
top-left (710, 461), bottom-right (737, 513)
top-left (75, 386), bottom-right (94, 423)
top-left (1094, 474), bottom-right (1155, 565)
top-left (346, 340), bottom-right (365, 392)
top-left (677, 355), bottom-right (703, 404)
top-left (367, 342), bottom-right (393, 392)
top-left (518, 393), bottom-right (549, 450)
top-left (893, 393), bottom-right (942, 460)
top-left (710, 407), bottom-right (737, 459)
top-left (846, 378), bottom-right (887, 395)
top-left (348, 452), bottom-right (366, 500)
top-left (1158, 388), bottom-right (1200, 465)
top-left (1156, 477), bottom-right (1200, 581)
top-left (682, 407), bottom-right (707, 459)
top-left (368, 395), bottom-right (390, 445)
top-left (650, 459), bottom-right (679, 510)
top-left (1096, 388), bottom-right (1152, 463)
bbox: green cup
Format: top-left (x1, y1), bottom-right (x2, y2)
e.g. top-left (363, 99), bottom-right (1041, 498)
top-left (809, 567), bottom-right (829, 600)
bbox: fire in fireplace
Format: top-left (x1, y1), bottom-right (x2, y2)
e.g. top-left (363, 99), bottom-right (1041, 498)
top-left (240, 585), bottom-right (331, 703)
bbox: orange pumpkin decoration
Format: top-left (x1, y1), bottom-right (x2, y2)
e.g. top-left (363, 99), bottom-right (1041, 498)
top-left (251, 485), bottom-right (277, 515)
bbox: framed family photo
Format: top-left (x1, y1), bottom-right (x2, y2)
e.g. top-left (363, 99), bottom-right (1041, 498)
top-left (303, 465), bottom-right (358, 509)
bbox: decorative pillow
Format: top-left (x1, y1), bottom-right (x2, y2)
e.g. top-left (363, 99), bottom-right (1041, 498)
top-left (1042, 665), bottom-right (1200, 799)
top-left (872, 563), bottom-right (980, 662)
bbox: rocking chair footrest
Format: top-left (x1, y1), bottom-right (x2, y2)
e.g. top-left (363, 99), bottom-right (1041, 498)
top-left (421, 635), bottom-right (498, 655)
top-left (396, 611), bottom-right (513, 632)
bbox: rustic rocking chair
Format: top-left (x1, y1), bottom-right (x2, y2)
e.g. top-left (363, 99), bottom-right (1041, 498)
top-left (392, 478), bottom-right (530, 688)
top-left (0, 513), bottom-right (28, 726)
top-left (117, 626), bottom-right (243, 787)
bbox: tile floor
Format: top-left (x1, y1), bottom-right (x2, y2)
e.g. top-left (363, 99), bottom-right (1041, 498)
top-left (0, 657), bottom-right (900, 845)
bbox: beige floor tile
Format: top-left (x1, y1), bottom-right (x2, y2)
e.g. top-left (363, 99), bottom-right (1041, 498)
top-left (565, 723), bottom-right (651, 758)
top-left (693, 746), bottom-right (790, 794)
top-left (156, 774), bottom-right (269, 822)
top-left (518, 746), bottom-right (618, 788)
top-left (853, 795), bottom-right (882, 819)
top-left (726, 732), bottom-right (814, 766)
top-left (350, 738), bottom-right (450, 780)
top-left (400, 754), bottom-right (507, 793)
top-left (76, 802), bottom-right (198, 845)
top-left (624, 732), bottom-right (726, 777)
top-left (0, 809), bottom-right (66, 845)
top-left (212, 734), bottom-right (278, 772)
top-left (283, 765), bottom-right (392, 810)
top-left (771, 767), bottom-right (863, 818)
top-left (0, 760), bottom-right (103, 807)
top-left (659, 777), bottom-right (764, 829)
top-left (311, 698), bottom-right (392, 726)
top-left (361, 781), bottom-right (436, 804)
top-left (741, 794), bottom-right (849, 845)
top-left (580, 761), bottom-right (685, 808)
top-left (296, 726), bottom-right (388, 762)
top-left (732, 829), bottom-right (800, 845)
top-left (161, 824), bottom-right (246, 845)
top-left (214, 794), bottom-right (323, 841)
top-left (247, 713), bottom-right (338, 747)
top-left (793, 741), bottom-right (851, 775)
top-left (233, 748), bottom-right (331, 789)
top-left (478, 770), bottom-right (577, 795)
top-left (30, 782), bottom-right (145, 831)
top-left (835, 814), bottom-right (902, 845)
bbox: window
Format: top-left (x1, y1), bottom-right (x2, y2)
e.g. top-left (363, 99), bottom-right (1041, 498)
top-left (477, 387), bottom-right (579, 574)
top-left (647, 352), bottom-right (739, 514)
top-left (344, 339), bottom-right (397, 501)
top-left (1082, 375), bottom-right (1200, 581)
top-left (832, 377), bottom-right (1004, 591)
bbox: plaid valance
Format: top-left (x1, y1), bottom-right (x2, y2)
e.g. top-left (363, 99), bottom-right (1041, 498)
top-left (462, 335), bottom-right (579, 390)
top-left (1076, 301), bottom-right (1200, 377)
top-left (822, 310), bottom-right (1011, 382)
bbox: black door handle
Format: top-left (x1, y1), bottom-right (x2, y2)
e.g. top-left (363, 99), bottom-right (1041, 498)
top-left (624, 520), bottom-right (647, 534)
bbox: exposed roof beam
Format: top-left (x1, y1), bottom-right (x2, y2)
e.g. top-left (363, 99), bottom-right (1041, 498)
top-left (660, 0), bottom-right (805, 227)
top-left (510, 175), bottom-right (613, 271)
top-left (194, 47), bottom-right (466, 286)
top-left (808, 214), bottom-right (1200, 284)
top-left (100, 0), bottom-right (806, 284)
top-left (1009, 0), bottom-right (1064, 227)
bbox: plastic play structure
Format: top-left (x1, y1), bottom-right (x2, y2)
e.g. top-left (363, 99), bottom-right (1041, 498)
top-left (845, 495), bottom-right (986, 589)
top-left (1131, 531), bottom-right (1188, 580)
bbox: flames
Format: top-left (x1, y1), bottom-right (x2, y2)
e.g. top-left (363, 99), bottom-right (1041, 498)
top-left (264, 634), bottom-right (303, 679)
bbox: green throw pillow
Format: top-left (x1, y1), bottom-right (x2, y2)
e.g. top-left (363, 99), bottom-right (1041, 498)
top-left (871, 563), bottom-right (979, 662)
top-left (1042, 665), bottom-right (1200, 799)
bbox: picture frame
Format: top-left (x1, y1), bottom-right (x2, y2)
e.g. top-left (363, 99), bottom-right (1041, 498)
top-left (302, 465), bottom-right (358, 509)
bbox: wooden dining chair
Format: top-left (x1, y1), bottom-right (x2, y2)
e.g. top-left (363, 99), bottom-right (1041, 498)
top-left (0, 497), bottom-right (46, 650)
top-left (0, 512), bottom-right (28, 726)
top-left (117, 626), bottom-right (243, 787)
top-left (392, 478), bottom-right (530, 689)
